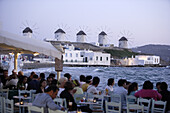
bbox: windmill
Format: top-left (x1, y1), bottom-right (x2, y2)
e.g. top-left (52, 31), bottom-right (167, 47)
top-left (96, 26), bottom-right (114, 47)
top-left (118, 30), bottom-right (134, 48)
top-left (75, 26), bottom-right (91, 43)
top-left (53, 24), bottom-right (71, 42)
top-left (20, 20), bottom-right (39, 39)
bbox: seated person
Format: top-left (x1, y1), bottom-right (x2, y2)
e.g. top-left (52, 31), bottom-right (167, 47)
top-left (135, 80), bottom-right (162, 100)
top-left (27, 74), bottom-right (40, 90)
top-left (36, 79), bottom-right (47, 93)
top-left (82, 76), bottom-right (92, 92)
top-left (57, 77), bottom-right (68, 97)
top-left (32, 85), bottom-right (65, 113)
top-left (87, 77), bottom-right (100, 94)
top-left (105, 78), bottom-right (114, 95)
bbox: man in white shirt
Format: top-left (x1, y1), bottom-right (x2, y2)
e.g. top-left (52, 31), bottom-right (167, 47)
top-left (87, 77), bottom-right (100, 94)
top-left (113, 79), bottom-right (127, 108)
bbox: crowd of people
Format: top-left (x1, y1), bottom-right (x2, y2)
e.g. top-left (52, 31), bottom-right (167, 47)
top-left (0, 69), bottom-right (170, 113)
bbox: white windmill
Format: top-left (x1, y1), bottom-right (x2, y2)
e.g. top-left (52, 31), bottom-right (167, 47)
top-left (54, 28), bottom-right (66, 41)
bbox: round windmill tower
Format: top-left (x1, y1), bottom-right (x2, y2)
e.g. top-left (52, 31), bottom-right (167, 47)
top-left (76, 30), bottom-right (86, 42)
top-left (54, 28), bottom-right (66, 41)
top-left (98, 31), bottom-right (107, 46)
top-left (119, 36), bottom-right (128, 48)
top-left (22, 27), bottom-right (33, 38)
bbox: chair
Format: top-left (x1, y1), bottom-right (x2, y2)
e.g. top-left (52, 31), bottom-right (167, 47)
top-left (3, 98), bottom-right (14, 113)
top-left (31, 93), bottom-right (38, 102)
top-left (151, 99), bottom-right (167, 113)
top-left (126, 95), bottom-right (137, 104)
top-left (53, 98), bottom-right (67, 109)
top-left (0, 88), bottom-right (9, 99)
top-left (110, 94), bottom-right (121, 103)
top-left (0, 96), bottom-right (4, 113)
top-left (73, 94), bottom-right (85, 104)
top-left (48, 108), bottom-right (67, 113)
top-left (105, 101), bottom-right (121, 113)
top-left (137, 98), bottom-right (151, 113)
top-left (127, 103), bottom-right (144, 113)
top-left (28, 105), bottom-right (44, 113)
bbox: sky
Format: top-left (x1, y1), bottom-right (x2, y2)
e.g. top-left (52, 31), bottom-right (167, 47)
top-left (0, 0), bottom-right (170, 48)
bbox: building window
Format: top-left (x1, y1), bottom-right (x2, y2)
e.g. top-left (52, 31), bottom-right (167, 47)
top-left (155, 59), bottom-right (156, 63)
top-left (148, 57), bottom-right (151, 60)
top-left (96, 56), bottom-right (98, 61)
top-left (75, 60), bottom-right (77, 62)
top-left (90, 57), bottom-right (93, 60)
top-left (71, 60), bottom-right (73, 62)
top-left (70, 53), bottom-right (72, 57)
top-left (65, 53), bottom-right (67, 57)
top-left (76, 53), bottom-right (78, 57)
top-left (106, 57), bottom-right (108, 61)
top-left (65, 60), bottom-right (68, 62)
top-left (100, 57), bottom-right (102, 61)
top-left (81, 55), bottom-right (84, 57)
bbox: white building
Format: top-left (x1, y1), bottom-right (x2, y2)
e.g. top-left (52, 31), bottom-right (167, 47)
top-left (76, 30), bottom-right (86, 43)
top-left (54, 28), bottom-right (66, 41)
top-left (98, 31), bottom-right (108, 46)
top-left (63, 44), bottom-right (110, 66)
top-left (119, 36), bottom-right (128, 48)
top-left (123, 55), bottom-right (160, 66)
top-left (23, 27), bottom-right (33, 38)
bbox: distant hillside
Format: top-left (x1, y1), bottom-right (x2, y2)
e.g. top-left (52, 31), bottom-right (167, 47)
top-left (132, 44), bottom-right (170, 65)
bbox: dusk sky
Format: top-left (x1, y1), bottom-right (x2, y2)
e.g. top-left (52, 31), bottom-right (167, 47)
top-left (0, 0), bottom-right (170, 48)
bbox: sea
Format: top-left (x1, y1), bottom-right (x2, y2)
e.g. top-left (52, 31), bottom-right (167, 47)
top-left (22, 67), bottom-right (170, 91)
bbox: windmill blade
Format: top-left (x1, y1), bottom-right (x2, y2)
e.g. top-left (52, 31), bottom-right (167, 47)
top-left (120, 31), bottom-right (124, 35)
top-left (32, 23), bottom-right (37, 29)
top-left (26, 20), bottom-right (29, 27)
top-left (64, 24), bottom-right (67, 29)
top-left (79, 26), bottom-right (82, 30)
top-left (34, 31), bottom-right (40, 35)
top-left (128, 33), bottom-right (133, 37)
top-left (22, 22), bottom-right (27, 27)
top-left (33, 27), bottom-right (39, 30)
top-left (20, 27), bottom-right (25, 29)
top-left (123, 30), bottom-right (126, 36)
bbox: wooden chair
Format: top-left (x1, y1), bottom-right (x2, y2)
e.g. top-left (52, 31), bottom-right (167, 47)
top-left (0, 88), bottom-right (9, 99)
top-left (137, 98), bottom-right (151, 113)
top-left (105, 101), bottom-right (121, 113)
top-left (110, 94), bottom-right (121, 103)
top-left (151, 99), bottom-right (167, 113)
top-left (3, 98), bottom-right (14, 113)
top-left (126, 95), bottom-right (137, 104)
top-left (48, 108), bottom-right (67, 113)
top-left (53, 98), bottom-right (67, 109)
top-left (127, 103), bottom-right (144, 113)
top-left (0, 96), bottom-right (4, 113)
top-left (28, 105), bottom-right (44, 113)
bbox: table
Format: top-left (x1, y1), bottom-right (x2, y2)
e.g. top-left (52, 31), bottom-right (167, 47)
top-left (15, 102), bottom-right (32, 113)
top-left (13, 96), bottom-right (31, 99)
top-left (79, 102), bottom-right (99, 105)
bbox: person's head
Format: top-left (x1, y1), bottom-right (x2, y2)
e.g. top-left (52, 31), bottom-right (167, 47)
top-left (107, 78), bottom-right (114, 86)
top-left (73, 79), bottom-right (80, 87)
top-left (156, 82), bottom-right (161, 92)
top-left (128, 82), bottom-right (138, 95)
top-left (12, 69), bottom-right (17, 75)
top-left (47, 76), bottom-right (53, 85)
top-left (118, 79), bottom-right (127, 88)
top-left (125, 81), bottom-right (131, 90)
top-left (143, 80), bottom-right (153, 89)
top-left (30, 71), bottom-right (35, 78)
top-left (23, 76), bottom-right (28, 83)
top-left (51, 79), bottom-right (58, 86)
top-left (86, 75), bottom-right (92, 84)
top-left (18, 71), bottom-right (24, 77)
top-left (64, 73), bottom-right (72, 81)
top-left (33, 74), bottom-right (38, 80)
top-left (92, 77), bottom-right (100, 87)
top-left (11, 74), bottom-right (17, 79)
top-left (40, 73), bottom-right (45, 79)
top-left (80, 75), bottom-right (86, 82)
top-left (40, 79), bottom-right (47, 88)
top-left (49, 73), bottom-right (55, 79)
top-left (59, 77), bottom-right (68, 87)
top-left (160, 82), bottom-right (168, 91)
top-left (45, 85), bottom-right (59, 99)
top-left (3, 70), bottom-right (8, 78)
top-left (64, 81), bottom-right (75, 91)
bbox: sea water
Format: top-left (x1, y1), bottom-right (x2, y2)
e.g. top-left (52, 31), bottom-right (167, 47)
top-left (22, 67), bottom-right (170, 90)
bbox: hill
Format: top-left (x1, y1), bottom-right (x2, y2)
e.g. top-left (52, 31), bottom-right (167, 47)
top-left (132, 44), bottom-right (170, 65)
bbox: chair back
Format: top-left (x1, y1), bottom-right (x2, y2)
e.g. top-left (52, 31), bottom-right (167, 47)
top-left (48, 108), bottom-right (67, 113)
top-left (127, 103), bottom-right (144, 113)
top-left (3, 98), bottom-right (14, 113)
top-left (0, 96), bottom-right (4, 113)
top-left (137, 98), bottom-right (151, 113)
top-left (126, 95), bottom-right (137, 104)
top-left (73, 94), bottom-right (85, 104)
top-left (110, 94), bottom-right (121, 103)
top-left (53, 98), bottom-right (67, 108)
top-left (105, 101), bottom-right (121, 113)
top-left (0, 88), bottom-right (9, 99)
top-left (31, 93), bottom-right (38, 102)
top-left (28, 105), bottom-right (44, 113)
top-left (151, 99), bottom-right (167, 113)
